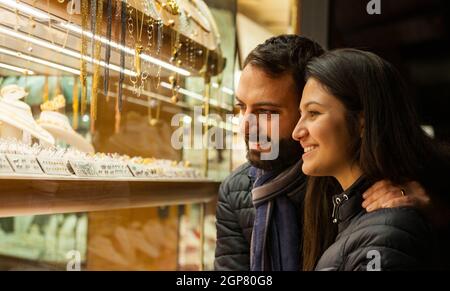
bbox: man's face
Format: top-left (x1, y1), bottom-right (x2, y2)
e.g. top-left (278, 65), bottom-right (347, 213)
top-left (235, 64), bottom-right (302, 171)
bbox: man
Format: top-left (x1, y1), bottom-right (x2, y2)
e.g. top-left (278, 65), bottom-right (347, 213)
top-left (214, 35), bottom-right (431, 271)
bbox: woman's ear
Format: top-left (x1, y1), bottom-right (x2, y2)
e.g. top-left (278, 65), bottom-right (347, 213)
top-left (359, 112), bottom-right (365, 138)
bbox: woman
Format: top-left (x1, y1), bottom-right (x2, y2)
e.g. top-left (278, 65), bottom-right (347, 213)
top-left (292, 49), bottom-right (450, 270)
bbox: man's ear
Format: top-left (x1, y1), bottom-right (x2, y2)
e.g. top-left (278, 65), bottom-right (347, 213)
top-left (359, 112), bottom-right (365, 138)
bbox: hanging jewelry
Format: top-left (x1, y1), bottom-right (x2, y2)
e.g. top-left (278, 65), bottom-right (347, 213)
top-left (115, 85), bottom-right (121, 134)
top-left (139, 0), bottom-right (155, 94)
top-left (169, 20), bottom-right (182, 103)
top-left (55, 75), bottom-right (61, 97)
top-left (72, 77), bottom-right (79, 130)
top-left (43, 76), bottom-right (49, 103)
top-left (90, 0), bottom-right (97, 61)
top-left (127, 2), bottom-right (138, 93)
top-left (114, 0), bottom-right (122, 40)
top-left (118, 0), bottom-right (127, 112)
top-left (153, 3), bottom-right (164, 90)
top-left (169, 74), bottom-right (180, 103)
top-left (91, 0), bottom-right (103, 132)
top-left (134, 6), bottom-right (145, 95)
top-left (199, 48), bottom-right (209, 76)
top-left (185, 34), bottom-right (190, 69)
top-left (103, 0), bottom-right (113, 98)
top-left (80, 0), bottom-right (89, 116)
top-left (24, 3), bottom-right (37, 86)
top-left (46, 0), bottom-right (56, 45)
top-left (130, 2), bottom-right (145, 96)
top-left (189, 36), bottom-right (195, 69)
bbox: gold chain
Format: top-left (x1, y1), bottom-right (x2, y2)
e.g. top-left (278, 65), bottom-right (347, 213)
top-left (80, 0), bottom-right (89, 116)
top-left (140, 0), bottom-right (153, 94)
top-left (72, 77), bottom-right (79, 129)
top-left (43, 76), bottom-right (49, 103)
top-left (91, 0), bottom-right (104, 132)
top-left (153, 3), bottom-right (164, 90)
top-left (134, 1), bottom-right (145, 92)
top-left (127, 1), bottom-right (137, 92)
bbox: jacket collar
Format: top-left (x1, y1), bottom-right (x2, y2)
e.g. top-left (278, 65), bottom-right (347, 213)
top-left (331, 176), bottom-right (373, 232)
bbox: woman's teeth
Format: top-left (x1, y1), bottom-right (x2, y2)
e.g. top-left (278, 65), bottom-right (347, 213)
top-left (304, 146), bottom-right (317, 153)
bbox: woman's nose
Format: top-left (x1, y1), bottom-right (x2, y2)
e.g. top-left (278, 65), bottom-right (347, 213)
top-left (292, 120), bottom-right (307, 141)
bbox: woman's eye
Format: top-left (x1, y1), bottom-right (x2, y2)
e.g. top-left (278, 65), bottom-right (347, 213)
top-left (308, 111), bottom-right (320, 117)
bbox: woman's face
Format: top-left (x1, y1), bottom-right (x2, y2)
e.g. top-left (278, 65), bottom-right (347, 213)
top-left (292, 78), bottom-right (359, 179)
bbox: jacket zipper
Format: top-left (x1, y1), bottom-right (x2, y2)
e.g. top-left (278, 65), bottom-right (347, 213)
top-left (332, 194), bottom-right (349, 224)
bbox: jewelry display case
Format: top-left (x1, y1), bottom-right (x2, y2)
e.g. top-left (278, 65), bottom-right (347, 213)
top-left (0, 0), bottom-right (237, 270)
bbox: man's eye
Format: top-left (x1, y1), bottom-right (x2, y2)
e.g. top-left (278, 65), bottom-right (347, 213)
top-left (258, 110), bottom-right (275, 115)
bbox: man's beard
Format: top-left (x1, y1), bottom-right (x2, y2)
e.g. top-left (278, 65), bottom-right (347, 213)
top-left (245, 137), bottom-right (302, 171)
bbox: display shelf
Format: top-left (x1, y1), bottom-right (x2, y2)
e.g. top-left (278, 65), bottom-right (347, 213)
top-left (0, 254), bottom-right (69, 271)
top-left (0, 174), bottom-right (219, 218)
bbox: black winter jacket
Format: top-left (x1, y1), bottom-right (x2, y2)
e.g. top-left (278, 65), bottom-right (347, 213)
top-left (315, 177), bottom-right (433, 271)
top-left (214, 163), bottom-right (255, 270)
top-left (214, 162), bottom-right (306, 270)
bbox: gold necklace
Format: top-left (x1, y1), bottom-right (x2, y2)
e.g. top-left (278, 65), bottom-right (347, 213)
top-left (91, 0), bottom-right (104, 132)
top-left (72, 76), bottom-right (79, 129)
top-left (80, 0), bottom-right (89, 116)
top-left (134, 4), bottom-right (145, 96)
top-left (114, 84), bottom-right (122, 133)
top-left (24, 4), bottom-right (36, 87)
top-left (116, 0), bottom-right (127, 134)
top-left (153, 3), bottom-right (164, 90)
top-left (43, 76), bottom-right (49, 103)
top-left (104, 0), bottom-right (114, 99)
top-left (139, 0), bottom-right (153, 95)
top-left (55, 75), bottom-right (60, 96)
top-left (169, 29), bottom-right (182, 103)
top-left (127, 1), bottom-right (138, 93)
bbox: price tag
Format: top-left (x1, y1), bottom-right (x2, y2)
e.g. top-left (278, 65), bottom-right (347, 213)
top-left (128, 163), bottom-right (158, 178)
top-left (37, 157), bottom-right (72, 176)
top-left (94, 162), bottom-right (133, 177)
top-left (69, 160), bottom-right (97, 177)
top-left (6, 154), bottom-right (44, 174)
top-left (0, 154), bottom-right (14, 174)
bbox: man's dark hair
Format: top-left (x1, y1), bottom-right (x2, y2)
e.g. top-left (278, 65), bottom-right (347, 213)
top-left (243, 35), bottom-right (325, 93)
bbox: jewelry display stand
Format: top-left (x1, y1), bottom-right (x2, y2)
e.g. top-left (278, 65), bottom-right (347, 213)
top-left (0, 0), bottom-right (237, 271)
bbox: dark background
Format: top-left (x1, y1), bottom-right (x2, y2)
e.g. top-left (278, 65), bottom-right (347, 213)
top-left (329, 0), bottom-right (450, 142)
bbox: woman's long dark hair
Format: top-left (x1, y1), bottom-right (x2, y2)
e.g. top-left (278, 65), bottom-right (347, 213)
top-left (302, 49), bottom-right (450, 270)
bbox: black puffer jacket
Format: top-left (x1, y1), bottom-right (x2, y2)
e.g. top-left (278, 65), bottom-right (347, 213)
top-left (214, 163), bottom-right (255, 271)
top-left (214, 162), bottom-right (306, 270)
top-left (315, 177), bottom-right (433, 271)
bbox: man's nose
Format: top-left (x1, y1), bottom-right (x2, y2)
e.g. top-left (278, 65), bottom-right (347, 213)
top-left (241, 111), bottom-right (258, 135)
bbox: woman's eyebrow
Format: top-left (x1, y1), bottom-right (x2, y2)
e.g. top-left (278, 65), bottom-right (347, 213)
top-left (304, 101), bottom-right (325, 107)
